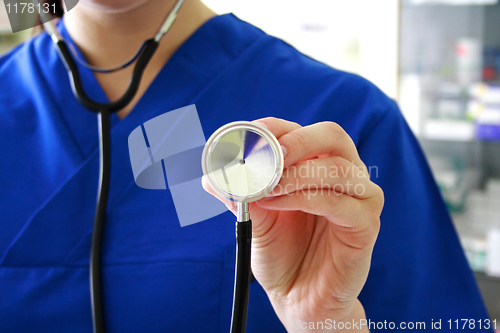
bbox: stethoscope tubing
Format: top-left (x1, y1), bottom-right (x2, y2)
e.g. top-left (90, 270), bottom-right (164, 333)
top-left (40, 3), bottom-right (180, 332)
top-left (42, 0), bottom-right (252, 331)
top-left (231, 220), bottom-right (252, 333)
top-left (55, 39), bottom-right (159, 113)
top-left (90, 111), bottom-right (112, 333)
top-left (54, 33), bottom-right (160, 333)
top-left (51, 21), bottom-right (161, 333)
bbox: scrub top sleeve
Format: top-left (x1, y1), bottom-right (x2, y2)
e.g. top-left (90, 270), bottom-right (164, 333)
top-left (355, 100), bottom-right (491, 330)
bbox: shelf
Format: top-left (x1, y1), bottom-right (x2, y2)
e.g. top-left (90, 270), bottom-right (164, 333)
top-left (420, 136), bottom-right (500, 144)
top-left (475, 271), bottom-right (500, 282)
top-left (423, 119), bottom-right (476, 141)
top-left (419, 120), bottom-right (500, 144)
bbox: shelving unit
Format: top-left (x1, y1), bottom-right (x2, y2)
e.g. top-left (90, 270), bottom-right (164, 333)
top-left (400, 0), bottom-right (500, 321)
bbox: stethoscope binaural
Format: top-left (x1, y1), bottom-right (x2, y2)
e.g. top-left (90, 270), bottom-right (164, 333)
top-left (37, 1), bottom-right (283, 332)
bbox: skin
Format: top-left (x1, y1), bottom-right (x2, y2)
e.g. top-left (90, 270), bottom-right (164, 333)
top-left (204, 118), bottom-right (383, 332)
top-left (64, 0), bottom-right (216, 119)
top-left (64, 1), bottom-right (384, 331)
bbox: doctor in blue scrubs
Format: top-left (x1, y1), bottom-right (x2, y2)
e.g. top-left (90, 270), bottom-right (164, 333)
top-left (0, 0), bottom-right (493, 332)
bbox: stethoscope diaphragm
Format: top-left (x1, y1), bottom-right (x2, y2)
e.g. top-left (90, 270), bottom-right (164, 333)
top-left (202, 121), bottom-right (284, 203)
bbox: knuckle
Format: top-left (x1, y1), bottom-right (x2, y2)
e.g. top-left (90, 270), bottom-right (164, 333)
top-left (364, 186), bottom-right (384, 227)
top-left (359, 209), bottom-right (381, 244)
top-left (287, 119), bottom-right (301, 128)
top-left (368, 215), bottom-right (381, 240)
top-left (372, 183), bottom-right (385, 210)
top-left (375, 183), bottom-right (384, 198)
top-left (260, 116), bottom-right (279, 124)
top-left (289, 129), bottom-right (310, 149)
top-left (322, 122), bottom-right (358, 155)
top-left (358, 218), bottom-right (381, 248)
top-left (322, 121), bottom-right (345, 139)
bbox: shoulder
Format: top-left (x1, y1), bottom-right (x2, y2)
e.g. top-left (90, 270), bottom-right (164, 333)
top-left (0, 32), bottom-right (53, 93)
top-left (0, 31), bottom-right (61, 137)
top-left (213, 16), bottom-right (399, 143)
top-left (250, 33), bottom-right (395, 115)
top-left (0, 31), bottom-right (49, 70)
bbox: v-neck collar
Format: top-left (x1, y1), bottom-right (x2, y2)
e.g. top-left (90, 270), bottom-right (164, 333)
top-left (56, 13), bottom-right (231, 129)
top-left (40, 13), bottom-right (265, 160)
top-left (0, 13), bottom-right (271, 264)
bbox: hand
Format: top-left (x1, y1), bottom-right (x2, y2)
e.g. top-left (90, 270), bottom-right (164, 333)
top-left (203, 117), bottom-right (384, 332)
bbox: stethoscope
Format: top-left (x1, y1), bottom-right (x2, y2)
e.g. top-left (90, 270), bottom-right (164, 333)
top-left (202, 121), bottom-right (284, 333)
top-left (36, 1), bottom-right (284, 332)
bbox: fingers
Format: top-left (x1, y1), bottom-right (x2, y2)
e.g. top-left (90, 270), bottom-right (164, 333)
top-left (278, 122), bottom-right (365, 170)
top-left (256, 190), bottom-right (381, 247)
top-left (252, 118), bottom-right (363, 173)
top-left (268, 156), bottom-right (376, 200)
top-left (252, 117), bottom-right (302, 139)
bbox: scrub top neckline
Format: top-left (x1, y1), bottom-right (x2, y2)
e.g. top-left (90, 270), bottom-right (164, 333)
top-left (45, 12), bottom-right (267, 209)
top-left (58, 13), bottom-right (238, 128)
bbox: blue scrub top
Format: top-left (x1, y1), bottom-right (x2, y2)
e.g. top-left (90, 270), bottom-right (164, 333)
top-left (0, 14), bottom-right (492, 332)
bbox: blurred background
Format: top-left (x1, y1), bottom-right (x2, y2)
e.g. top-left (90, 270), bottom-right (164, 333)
top-left (2, 0), bottom-right (500, 324)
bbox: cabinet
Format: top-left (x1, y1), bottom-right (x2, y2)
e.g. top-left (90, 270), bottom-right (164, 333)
top-left (399, 0), bottom-right (500, 321)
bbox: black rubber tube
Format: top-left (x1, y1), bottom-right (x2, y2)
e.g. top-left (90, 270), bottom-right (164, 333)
top-left (230, 220), bottom-right (252, 333)
top-left (90, 110), bottom-right (112, 333)
top-left (54, 37), bottom-right (160, 333)
top-left (55, 31), bottom-right (253, 333)
top-left (53, 28), bottom-right (159, 333)
top-left (56, 39), bottom-right (159, 113)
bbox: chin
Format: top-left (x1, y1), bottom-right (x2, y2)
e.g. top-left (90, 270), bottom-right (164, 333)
top-left (77, 0), bottom-right (154, 13)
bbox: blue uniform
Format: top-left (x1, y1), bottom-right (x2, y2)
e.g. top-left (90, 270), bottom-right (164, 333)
top-left (0, 14), bottom-right (491, 332)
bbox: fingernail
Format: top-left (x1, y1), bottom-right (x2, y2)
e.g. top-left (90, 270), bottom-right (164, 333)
top-left (281, 145), bottom-right (288, 158)
top-left (201, 175), bottom-right (209, 192)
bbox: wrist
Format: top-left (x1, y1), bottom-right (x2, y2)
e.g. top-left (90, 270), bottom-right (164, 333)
top-left (276, 299), bottom-right (369, 333)
top-left (332, 300), bottom-right (370, 333)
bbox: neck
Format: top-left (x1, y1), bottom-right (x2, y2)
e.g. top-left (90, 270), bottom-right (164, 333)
top-left (63, 0), bottom-right (216, 119)
top-left (64, 0), bottom-right (215, 68)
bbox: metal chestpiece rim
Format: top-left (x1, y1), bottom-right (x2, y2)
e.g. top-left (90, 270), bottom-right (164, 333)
top-left (202, 121), bottom-right (284, 203)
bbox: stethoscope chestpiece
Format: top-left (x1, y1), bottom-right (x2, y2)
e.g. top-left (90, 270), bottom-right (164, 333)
top-left (202, 121), bottom-right (284, 204)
